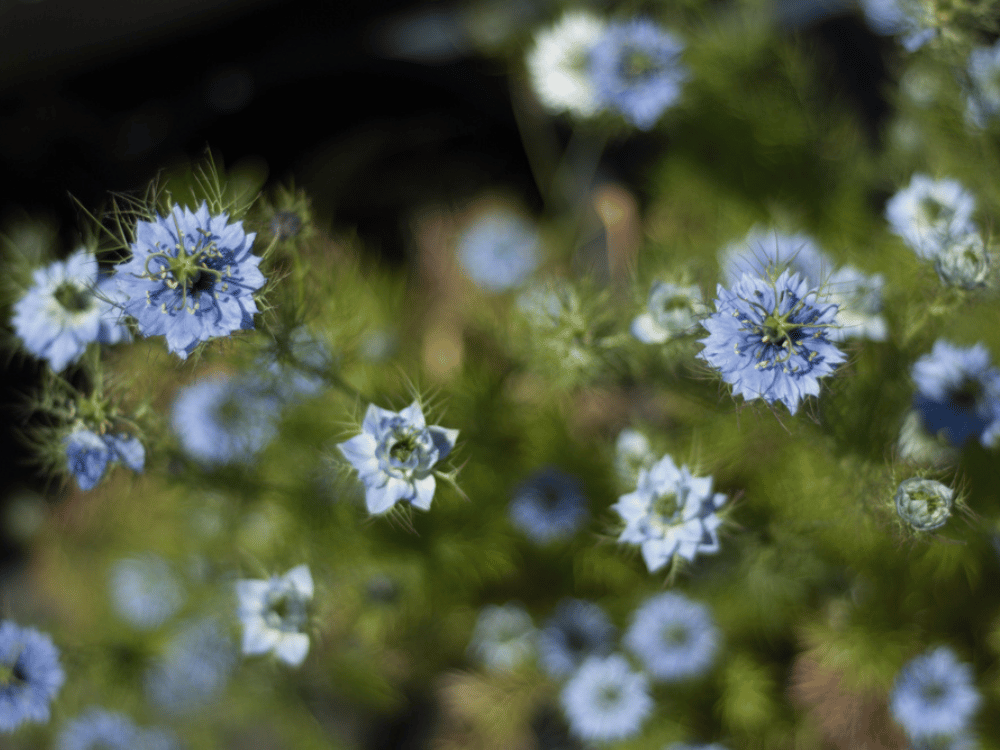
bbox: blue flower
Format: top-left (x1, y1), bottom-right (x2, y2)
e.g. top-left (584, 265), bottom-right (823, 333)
top-left (537, 599), bottom-right (616, 679)
top-left (337, 401), bottom-right (459, 515)
top-left (559, 654), bottom-right (653, 742)
top-left (65, 428), bottom-right (145, 491)
top-left (456, 209), bottom-right (541, 292)
top-left (911, 340), bottom-right (1000, 448)
top-left (509, 467), bottom-right (588, 544)
top-left (885, 175), bottom-right (978, 260)
top-left (145, 618), bottom-right (235, 716)
top-left (890, 646), bottom-right (981, 745)
top-left (171, 373), bottom-right (280, 466)
top-left (612, 453), bottom-right (727, 573)
top-left (624, 592), bottom-right (719, 682)
top-left (113, 202), bottom-right (264, 359)
top-left (590, 18), bottom-right (688, 130)
top-left (236, 564), bottom-right (313, 667)
top-left (631, 281), bottom-right (703, 344)
top-left (467, 602), bottom-right (536, 671)
top-left (966, 40), bottom-right (1000, 128)
top-left (108, 555), bottom-right (185, 630)
top-left (12, 249), bottom-right (130, 372)
top-left (719, 227), bottom-right (829, 288)
top-left (859, 0), bottom-right (937, 50)
top-left (57, 708), bottom-right (140, 750)
top-left (697, 270), bottom-right (844, 415)
top-left (0, 620), bottom-right (65, 732)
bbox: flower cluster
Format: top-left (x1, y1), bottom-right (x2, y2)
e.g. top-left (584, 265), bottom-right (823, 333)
top-left (236, 564), bottom-right (313, 667)
top-left (65, 428), bottom-right (145, 491)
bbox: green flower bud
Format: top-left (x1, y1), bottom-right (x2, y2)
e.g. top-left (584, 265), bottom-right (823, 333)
top-left (894, 477), bottom-right (953, 531)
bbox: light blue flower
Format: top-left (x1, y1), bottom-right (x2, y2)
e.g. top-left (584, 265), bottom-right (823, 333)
top-left (0, 620), bottom-right (65, 732)
top-left (590, 18), bottom-right (687, 130)
top-left (456, 209), bottom-right (541, 292)
top-left (631, 281), bottom-right (703, 344)
top-left (537, 599), bottom-right (616, 679)
top-left (612, 454), bottom-right (727, 573)
top-left (171, 373), bottom-right (280, 466)
top-left (911, 340), bottom-right (1000, 448)
top-left (467, 602), bottom-right (536, 671)
top-left (12, 249), bottom-right (130, 372)
top-left (825, 265), bottom-right (888, 342)
top-left (719, 226), bottom-right (830, 288)
top-left (885, 175), bottom-right (978, 260)
top-left (113, 202), bottom-right (265, 359)
top-left (509, 467), bottom-right (588, 544)
top-left (108, 555), bottom-right (185, 630)
top-left (965, 39), bottom-right (1000, 128)
top-left (236, 564), bottom-right (313, 667)
top-left (624, 592), bottom-right (719, 682)
top-left (697, 270), bottom-right (844, 415)
top-left (859, 0), bottom-right (937, 51)
top-left (560, 654), bottom-right (653, 742)
top-left (337, 401), bottom-right (459, 515)
top-left (890, 646), bottom-right (981, 746)
top-left (145, 617), bottom-right (235, 716)
top-left (64, 428), bottom-right (145, 491)
top-left (57, 708), bottom-right (146, 750)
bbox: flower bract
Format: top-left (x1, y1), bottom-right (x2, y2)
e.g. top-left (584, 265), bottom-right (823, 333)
top-left (0, 620), bottom-right (65, 732)
top-left (890, 646), bottom-right (981, 745)
top-left (65, 428), bottom-right (145, 491)
top-left (236, 564), bottom-right (313, 667)
top-left (624, 592), bottom-right (719, 682)
top-left (559, 654), bottom-right (653, 742)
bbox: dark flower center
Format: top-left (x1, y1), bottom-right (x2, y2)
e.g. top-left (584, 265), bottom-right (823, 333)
top-left (620, 47), bottom-right (659, 82)
top-left (265, 591), bottom-right (307, 631)
top-left (53, 281), bottom-right (93, 313)
top-left (921, 680), bottom-right (946, 702)
top-left (597, 683), bottom-right (622, 707)
top-left (653, 491), bottom-right (680, 521)
top-left (0, 658), bottom-right (25, 687)
top-left (662, 624), bottom-right (689, 646)
top-left (390, 434), bottom-right (418, 462)
top-left (950, 378), bottom-right (981, 410)
top-left (143, 222), bottom-right (230, 312)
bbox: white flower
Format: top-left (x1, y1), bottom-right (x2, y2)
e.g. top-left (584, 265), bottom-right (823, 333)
top-left (631, 281), bottom-right (703, 344)
top-left (235, 564), bottom-right (313, 667)
top-left (885, 174), bottom-right (978, 260)
top-left (526, 11), bottom-right (605, 118)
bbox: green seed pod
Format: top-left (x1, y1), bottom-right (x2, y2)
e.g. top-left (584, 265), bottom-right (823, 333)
top-left (894, 477), bottom-right (954, 531)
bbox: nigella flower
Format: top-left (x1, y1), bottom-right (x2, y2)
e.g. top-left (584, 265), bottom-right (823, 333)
top-left (965, 39), bottom-right (1000, 129)
top-left (108, 555), bottom-right (185, 630)
top-left (885, 175), bottom-right (978, 260)
top-left (12, 248), bottom-right (130, 372)
top-left (113, 202), bottom-right (264, 359)
top-left (590, 18), bottom-right (688, 130)
top-left (612, 453), bottom-right (727, 574)
top-left (65, 428), bottom-right (145, 491)
top-left (824, 265), bottom-right (888, 342)
top-left (911, 341), bottom-right (1000, 448)
top-left (456, 208), bottom-right (541, 292)
top-left (145, 617), bottom-right (235, 716)
top-left (559, 654), bottom-right (653, 742)
top-left (624, 592), bottom-right (719, 682)
top-left (537, 599), bottom-right (616, 679)
top-left (236, 564), bottom-right (313, 667)
top-left (466, 602), bottom-right (536, 671)
top-left (337, 401), bottom-right (459, 515)
top-left (890, 647), bottom-right (981, 746)
top-left (719, 227), bottom-right (829, 288)
top-left (859, 0), bottom-right (937, 51)
top-left (171, 373), bottom-right (280, 466)
top-left (508, 467), bottom-right (588, 544)
top-left (57, 708), bottom-right (176, 750)
top-left (631, 281), bottom-right (703, 344)
top-left (697, 270), bottom-right (844, 415)
top-left (526, 10), bottom-right (605, 118)
top-left (933, 233), bottom-right (992, 290)
top-left (0, 621), bottom-right (65, 732)
top-left (894, 477), bottom-right (954, 532)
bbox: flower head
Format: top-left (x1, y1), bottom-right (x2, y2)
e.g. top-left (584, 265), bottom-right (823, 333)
top-left (537, 599), bottom-right (616, 679)
top-left (894, 477), bottom-right (954, 532)
top-left (911, 341), bottom-right (1000, 448)
top-left (719, 227), bottom-right (829, 288)
top-left (145, 618), bottom-right (235, 716)
top-left (467, 602), bottom-right (536, 671)
top-left (509, 467), bottom-right (588, 544)
top-left (65, 428), bottom-right (145, 491)
top-left (0, 621), bottom-right (65, 732)
top-left (631, 281), bottom-right (703, 344)
top-left (57, 708), bottom-right (176, 750)
top-left (612, 454), bottom-right (727, 573)
top-left (890, 646), bottom-right (981, 745)
top-left (885, 175), bottom-right (977, 260)
top-left (236, 564), bottom-right (313, 667)
top-left (456, 208), bottom-right (541, 292)
top-left (590, 18), bottom-right (688, 130)
top-left (624, 592), bottom-right (719, 682)
top-left (560, 654), bottom-right (653, 742)
top-left (697, 270), bottom-right (844, 415)
top-left (337, 401), bottom-right (459, 515)
top-left (933, 233), bottom-right (992, 289)
top-left (526, 11), bottom-right (605, 118)
top-left (965, 40), bottom-right (1000, 128)
top-left (12, 249), bottom-right (130, 371)
top-left (108, 555), bottom-right (185, 630)
top-left (113, 202), bottom-right (264, 358)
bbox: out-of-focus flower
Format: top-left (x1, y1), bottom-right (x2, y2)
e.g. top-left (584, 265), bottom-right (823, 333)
top-left (12, 249), bottom-right (129, 372)
top-left (57, 708), bottom-right (177, 750)
top-left (467, 602), bottom-right (536, 671)
top-left (559, 654), bottom-right (653, 742)
top-left (719, 227), bottom-right (829, 288)
top-left (456, 209), bottom-right (541, 292)
top-left (614, 428), bottom-right (654, 487)
top-left (590, 18), bottom-right (687, 130)
top-left (965, 39), bottom-right (1000, 128)
top-left (526, 11), bottom-right (605, 118)
top-left (537, 599), bottom-right (616, 679)
top-left (885, 175), bottom-right (977, 260)
top-left (911, 340), bottom-right (1000, 448)
top-left (631, 281), bottom-right (703, 344)
top-left (509, 467), bottom-right (588, 544)
top-left (255, 326), bottom-right (332, 402)
top-left (236, 564), bottom-right (313, 667)
top-left (890, 646), bottom-right (981, 746)
top-left (65, 428), bottom-right (145, 491)
top-left (113, 202), bottom-right (264, 359)
top-left (933, 233), bottom-right (992, 289)
top-left (697, 270), bottom-right (844, 415)
top-left (612, 454), bottom-right (727, 573)
top-left (108, 555), bottom-right (185, 630)
top-left (825, 265), bottom-right (888, 342)
top-left (859, 0), bottom-right (937, 51)
top-left (624, 592), bottom-right (719, 682)
top-left (145, 618), bottom-right (235, 716)
top-left (337, 401), bottom-right (458, 515)
top-left (894, 477), bottom-right (954, 532)
top-left (0, 621), bottom-right (64, 732)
